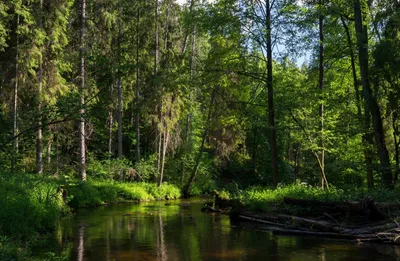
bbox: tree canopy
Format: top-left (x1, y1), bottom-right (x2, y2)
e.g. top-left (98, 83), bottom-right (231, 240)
top-left (1, 0), bottom-right (400, 194)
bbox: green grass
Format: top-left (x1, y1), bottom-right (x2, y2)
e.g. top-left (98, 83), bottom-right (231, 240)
top-left (222, 182), bottom-right (400, 212)
top-left (0, 174), bottom-right (181, 260)
top-left (68, 181), bottom-right (181, 208)
top-left (0, 174), bottom-right (67, 240)
top-left (0, 174), bottom-right (68, 260)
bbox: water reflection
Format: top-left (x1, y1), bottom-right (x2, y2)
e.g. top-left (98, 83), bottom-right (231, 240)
top-left (38, 200), bottom-right (400, 261)
top-left (77, 225), bottom-right (84, 261)
top-left (157, 213), bottom-right (167, 261)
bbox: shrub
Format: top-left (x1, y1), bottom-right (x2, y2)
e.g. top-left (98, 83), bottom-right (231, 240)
top-left (87, 156), bottom-right (132, 181)
top-left (0, 174), bottom-right (66, 240)
top-left (234, 182), bottom-right (400, 212)
top-left (67, 181), bottom-right (181, 207)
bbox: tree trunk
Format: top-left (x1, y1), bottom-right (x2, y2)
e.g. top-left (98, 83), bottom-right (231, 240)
top-left (135, 5), bottom-right (141, 163)
top-left (117, 16), bottom-right (123, 163)
top-left (154, 0), bottom-right (161, 179)
top-left (154, 0), bottom-right (159, 75)
top-left (354, 0), bottom-right (393, 189)
top-left (318, 0), bottom-right (327, 189)
top-left (159, 129), bottom-right (170, 186)
top-left (46, 137), bottom-right (52, 166)
top-left (393, 113), bottom-right (399, 184)
top-left (341, 16), bottom-right (374, 189)
top-left (79, 0), bottom-right (87, 181)
top-left (266, 0), bottom-right (279, 186)
top-left (364, 110), bottom-right (374, 188)
top-left (181, 0), bottom-right (195, 55)
top-left (117, 78), bottom-right (123, 160)
top-left (183, 88), bottom-right (216, 198)
top-left (12, 14), bottom-right (20, 173)
top-left (36, 0), bottom-right (43, 174)
top-left (108, 84), bottom-right (113, 157)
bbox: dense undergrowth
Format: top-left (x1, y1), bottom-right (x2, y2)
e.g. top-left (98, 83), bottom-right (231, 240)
top-left (0, 174), bottom-right (67, 260)
top-left (68, 181), bottom-right (181, 208)
top-left (0, 173), bottom-right (181, 260)
top-left (217, 182), bottom-right (400, 212)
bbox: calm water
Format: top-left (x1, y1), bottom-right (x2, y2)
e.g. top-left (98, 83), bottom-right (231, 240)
top-left (37, 199), bottom-right (400, 261)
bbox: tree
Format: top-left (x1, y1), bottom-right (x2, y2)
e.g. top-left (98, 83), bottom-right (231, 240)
top-left (79, 0), bottom-right (87, 181)
top-left (354, 0), bottom-right (393, 189)
top-left (266, 0), bottom-right (280, 186)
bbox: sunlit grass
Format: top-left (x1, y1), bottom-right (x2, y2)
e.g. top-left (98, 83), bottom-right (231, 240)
top-left (68, 181), bottom-right (181, 208)
top-left (222, 182), bottom-right (400, 212)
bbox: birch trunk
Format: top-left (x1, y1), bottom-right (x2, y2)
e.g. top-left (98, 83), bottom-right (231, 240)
top-left (12, 15), bottom-right (20, 172)
top-left (36, 0), bottom-right (43, 174)
top-left (79, 0), bottom-right (87, 181)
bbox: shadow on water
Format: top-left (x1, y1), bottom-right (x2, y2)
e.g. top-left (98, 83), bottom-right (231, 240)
top-left (35, 199), bottom-right (400, 261)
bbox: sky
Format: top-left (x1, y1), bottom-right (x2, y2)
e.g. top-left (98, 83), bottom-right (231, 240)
top-left (175, 0), bottom-right (308, 66)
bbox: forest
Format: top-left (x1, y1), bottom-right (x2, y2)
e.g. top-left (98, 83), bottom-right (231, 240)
top-left (1, 0), bottom-right (400, 259)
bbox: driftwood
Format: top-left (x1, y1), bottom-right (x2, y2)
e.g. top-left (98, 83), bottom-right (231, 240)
top-left (232, 211), bottom-right (400, 245)
top-left (262, 226), bottom-right (357, 239)
top-left (225, 197), bottom-right (400, 245)
top-left (201, 205), bottom-right (222, 213)
top-left (237, 215), bottom-right (288, 228)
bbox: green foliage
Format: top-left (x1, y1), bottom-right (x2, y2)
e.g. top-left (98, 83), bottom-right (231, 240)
top-left (134, 155), bottom-right (158, 181)
top-left (235, 182), bottom-right (400, 212)
top-left (0, 173), bottom-right (69, 260)
top-left (87, 156), bottom-right (132, 180)
top-left (0, 173), bottom-right (66, 240)
top-left (68, 181), bottom-right (181, 208)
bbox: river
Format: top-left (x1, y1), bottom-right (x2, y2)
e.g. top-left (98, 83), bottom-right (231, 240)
top-left (36, 198), bottom-right (400, 260)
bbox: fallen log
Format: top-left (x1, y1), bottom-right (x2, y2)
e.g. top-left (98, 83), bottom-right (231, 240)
top-left (231, 211), bottom-right (400, 245)
top-left (201, 206), bottom-right (221, 213)
top-left (276, 214), bottom-right (347, 233)
top-left (237, 215), bottom-right (288, 228)
top-left (235, 212), bottom-right (347, 233)
top-left (350, 222), bottom-right (399, 235)
top-left (261, 226), bottom-right (356, 239)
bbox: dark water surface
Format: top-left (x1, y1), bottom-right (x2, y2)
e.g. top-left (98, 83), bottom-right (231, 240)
top-left (38, 199), bottom-right (400, 260)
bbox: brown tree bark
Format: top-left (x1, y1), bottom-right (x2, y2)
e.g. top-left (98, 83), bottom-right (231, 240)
top-left (354, 0), bottom-right (393, 189)
top-left (154, 0), bottom-right (161, 179)
top-left (341, 16), bottom-right (374, 189)
top-left (108, 84), bottom-right (113, 157)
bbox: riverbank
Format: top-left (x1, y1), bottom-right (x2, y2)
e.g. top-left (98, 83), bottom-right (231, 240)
top-left (3, 176), bottom-right (400, 260)
top-left (0, 173), bottom-right (181, 260)
top-left (219, 184), bottom-right (400, 245)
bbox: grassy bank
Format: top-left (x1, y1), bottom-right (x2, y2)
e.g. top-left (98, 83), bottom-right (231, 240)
top-left (0, 174), bottom-right (181, 260)
top-left (68, 181), bottom-right (181, 208)
top-left (0, 174), bottom-right (67, 260)
top-left (217, 183), bottom-right (400, 213)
